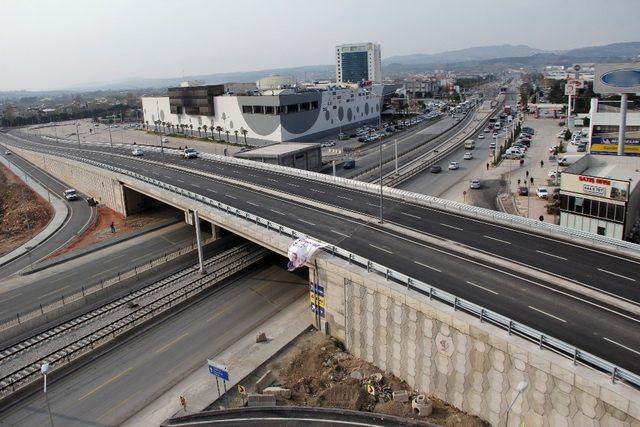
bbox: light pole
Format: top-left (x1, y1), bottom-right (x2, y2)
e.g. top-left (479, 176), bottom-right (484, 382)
top-left (107, 121), bottom-right (113, 150)
top-left (75, 122), bottom-right (81, 150)
top-left (41, 363), bottom-right (55, 427)
top-left (505, 380), bottom-right (528, 426)
top-left (365, 88), bottom-right (384, 224)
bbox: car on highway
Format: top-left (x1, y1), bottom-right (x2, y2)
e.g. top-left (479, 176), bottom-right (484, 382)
top-left (469, 178), bottom-right (481, 189)
top-left (492, 132), bottom-right (498, 137)
top-left (132, 148), bottom-right (144, 156)
top-left (537, 187), bottom-right (549, 199)
top-left (343, 159), bottom-right (356, 169)
top-left (64, 189), bottom-right (79, 201)
top-left (489, 141), bottom-right (496, 149)
top-left (182, 148), bottom-right (198, 159)
top-left (463, 152), bottom-right (473, 160)
top-left (448, 161), bottom-right (459, 170)
top-left (477, 134), bottom-right (484, 139)
top-left (484, 127), bottom-right (490, 133)
top-left (430, 164), bottom-right (442, 173)
top-left (517, 186), bottom-right (529, 196)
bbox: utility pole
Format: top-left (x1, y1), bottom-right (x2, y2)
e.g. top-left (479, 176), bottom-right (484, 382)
top-left (394, 138), bottom-right (398, 175)
top-left (193, 211), bottom-right (206, 274)
top-left (75, 122), bottom-right (81, 149)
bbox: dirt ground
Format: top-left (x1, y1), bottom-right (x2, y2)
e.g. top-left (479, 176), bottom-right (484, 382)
top-left (222, 330), bottom-right (489, 427)
top-left (48, 205), bottom-right (180, 258)
top-left (0, 163), bottom-right (53, 257)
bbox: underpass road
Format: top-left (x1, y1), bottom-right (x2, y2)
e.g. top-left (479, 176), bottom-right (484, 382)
top-left (0, 152), bottom-right (96, 279)
top-left (0, 263), bottom-right (307, 426)
top-left (3, 133), bottom-right (640, 375)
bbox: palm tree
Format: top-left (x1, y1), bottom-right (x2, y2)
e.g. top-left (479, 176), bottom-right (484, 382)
top-left (161, 121), bottom-right (166, 133)
top-left (145, 120), bottom-right (149, 130)
top-left (234, 130), bottom-right (239, 143)
top-left (202, 124), bottom-right (208, 138)
top-left (198, 126), bottom-right (202, 138)
top-left (189, 124), bottom-right (193, 137)
top-left (215, 126), bottom-right (223, 140)
top-left (225, 130), bottom-right (230, 142)
top-left (180, 124), bottom-right (185, 134)
top-left (240, 128), bottom-right (248, 145)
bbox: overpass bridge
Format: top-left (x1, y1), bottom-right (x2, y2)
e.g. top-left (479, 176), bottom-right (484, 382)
top-left (2, 132), bottom-right (640, 425)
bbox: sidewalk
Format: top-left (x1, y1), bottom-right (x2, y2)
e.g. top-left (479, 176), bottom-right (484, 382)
top-left (0, 154), bottom-right (69, 268)
top-left (122, 295), bottom-right (313, 426)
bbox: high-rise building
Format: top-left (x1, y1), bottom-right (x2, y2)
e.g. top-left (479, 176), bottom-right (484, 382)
top-left (336, 42), bottom-right (381, 84)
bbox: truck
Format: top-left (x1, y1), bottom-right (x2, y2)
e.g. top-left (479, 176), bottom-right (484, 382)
top-left (464, 139), bottom-right (475, 149)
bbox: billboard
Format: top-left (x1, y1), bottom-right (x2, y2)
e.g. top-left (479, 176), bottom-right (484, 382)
top-left (562, 173), bottom-right (630, 202)
top-left (590, 125), bottom-right (640, 156)
top-left (594, 63), bottom-right (640, 94)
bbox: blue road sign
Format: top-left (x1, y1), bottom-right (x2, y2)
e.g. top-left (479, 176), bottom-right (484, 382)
top-left (207, 359), bottom-right (229, 381)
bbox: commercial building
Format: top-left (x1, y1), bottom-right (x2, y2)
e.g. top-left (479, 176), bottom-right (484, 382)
top-left (559, 155), bottom-right (640, 240)
top-left (588, 98), bottom-right (640, 156)
top-left (235, 143), bottom-right (322, 171)
top-left (142, 81), bottom-right (383, 144)
top-left (336, 42), bottom-right (381, 84)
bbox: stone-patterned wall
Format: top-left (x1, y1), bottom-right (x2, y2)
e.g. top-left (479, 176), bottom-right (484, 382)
top-left (11, 147), bottom-right (127, 214)
top-left (315, 258), bottom-right (640, 427)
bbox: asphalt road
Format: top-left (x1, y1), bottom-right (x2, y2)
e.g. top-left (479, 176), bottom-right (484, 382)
top-left (2, 133), bottom-right (640, 375)
top-left (0, 223), bottom-right (201, 322)
top-left (0, 150), bottom-right (96, 279)
top-left (0, 262), bottom-right (307, 426)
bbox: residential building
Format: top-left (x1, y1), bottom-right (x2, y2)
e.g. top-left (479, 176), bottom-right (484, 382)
top-left (336, 42), bottom-right (381, 84)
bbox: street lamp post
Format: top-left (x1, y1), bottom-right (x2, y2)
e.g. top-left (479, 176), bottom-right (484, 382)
top-left (75, 122), bottom-right (81, 149)
top-left (505, 380), bottom-right (528, 426)
top-left (41, 363), bottom-right (55, 427)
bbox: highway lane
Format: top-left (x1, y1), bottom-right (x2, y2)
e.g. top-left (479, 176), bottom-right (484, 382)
top-left (0, 223), bottom-right (201, 321)
top-left (0, 262), bottom-right (308, 426)
top-left (2, 141), bottom-right (639, 374)
top-left (6, 131), bottom-right (639, 307)
top-left (0, 151), bottom-right (96, 278)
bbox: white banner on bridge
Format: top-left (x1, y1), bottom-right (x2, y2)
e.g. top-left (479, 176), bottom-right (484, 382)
top-left (287, 238), bottom-right (326, 271)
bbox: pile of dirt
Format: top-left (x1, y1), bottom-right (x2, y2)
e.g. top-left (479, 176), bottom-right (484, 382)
top-left (249, 331), bottom-right (488, 426)
top-left (0, 164), bottom-right (53, 256)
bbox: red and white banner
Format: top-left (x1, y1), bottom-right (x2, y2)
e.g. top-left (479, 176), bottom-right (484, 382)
top-left (287, 238), bottom-right (327, 271)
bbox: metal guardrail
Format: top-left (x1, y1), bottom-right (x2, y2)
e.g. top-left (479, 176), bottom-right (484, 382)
top-left (25, 148), bottom-right (639, 389)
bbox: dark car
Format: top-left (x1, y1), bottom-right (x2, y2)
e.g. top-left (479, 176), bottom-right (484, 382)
top-left (430, 164), bottom-right (442, 173)
top-left (517, 186), bottom-right (529, 196)
top-left (522, 127), bottom-right (535, 135)
top-left (577, 144), bottom-right (587, 152)
top-left (357, 137), bottom-right (366, 142)
top-left (343, 159), bottom-right (356, 169)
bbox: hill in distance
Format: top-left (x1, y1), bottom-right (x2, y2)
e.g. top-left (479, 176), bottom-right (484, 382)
top-left (383, 44), bottom-right (545, 65)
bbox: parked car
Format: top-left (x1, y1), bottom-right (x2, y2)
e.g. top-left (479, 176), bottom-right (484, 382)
top-left (577, 144), bottom-right (587, 152)
top-left (522, 127), bottom-right (535, 135)
top-left (132, 148), bottom-right (144, 156)
top-left (477, 134), bottom-right (485, 139)
top-left (548, 170), bottom-right (561, 179)
top-left (537, 187), bottom-right (549, 199)
top-left (4, 150), bottom-right (10, 155)
top-left (162, 137), bottom-right (169, 143)
top-left (470, 179), bottom-right (481, 189)
top-left (484, 127), bottom-right (490, 133)
top-left (517, 186), bottom-right (529, 196)
top-left (448, 161), bottom-right (459, 170)
top-left (430, 164), bottom-right (442, 173)
top-left (463, 152), bottom-right (473, 160)
top-left (64, 189), bottom-right (79, 201)
top-left (489, 141), bottom-right (496, 149)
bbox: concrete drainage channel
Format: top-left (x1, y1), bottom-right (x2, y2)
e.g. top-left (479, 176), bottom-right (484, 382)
top-left (0, 241), bottom-right (267, 402)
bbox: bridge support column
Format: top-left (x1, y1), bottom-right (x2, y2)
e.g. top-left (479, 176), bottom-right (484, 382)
top-left (193, 210), bottom-right (206, 275)
top-left (211, 223), bottom-right (222, 239)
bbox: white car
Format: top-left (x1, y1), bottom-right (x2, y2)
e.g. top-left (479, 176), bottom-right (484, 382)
top-left (182, 148), bottom-right (198, 159)
top-left (477, 134), bottom-right (485, 139)
top-left (448, 161), bottom-right (460, 170)
top-left (463, 152), bottom-right (473, 160)
top-left (537, 187), bottom-right (549, 199)
top-left (548, 170), bottom-right (561, 179)
top-left (162, 137), bottom-right (169, 143)
top-left (489, 141), bottom-right (496, 149)
top-left (470, 179), bottom-right (481, 189)
top-left (132, 148), bottom-right (144, 156)
top-left (64, 189), bottom-right (78, 201)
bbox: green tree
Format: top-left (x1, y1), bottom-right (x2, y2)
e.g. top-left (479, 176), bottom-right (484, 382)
top-left (240, 127), bottom-right (248, 145)
top-left (198, 126), bottom-right (202, 137)
top-left (202, 124), bottom-right (208, 138)
top-left (189, 123), bottom-right (193, 136)
top-left (225, 130), bottom-right (230, 142)
top-left (234, 129), bottom-right (239, 143)
top-left (215, 126), bottom-right (223, 140)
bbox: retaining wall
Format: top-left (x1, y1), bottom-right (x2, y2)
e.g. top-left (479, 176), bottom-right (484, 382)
top-left (315, 258), bottom-right (640, 426)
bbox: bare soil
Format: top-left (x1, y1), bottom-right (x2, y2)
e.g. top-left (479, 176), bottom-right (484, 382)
top-left (224, 330), bottom-right (489, 426)
top-left (0, 164), bottom-right (53, 256)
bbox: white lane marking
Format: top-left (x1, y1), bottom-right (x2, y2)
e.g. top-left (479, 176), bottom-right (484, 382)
top-left (400, 212), bottom-right (421, 219)
top-left (440, 223), bottom-right (463, 231)
top-left (177, 179), bottom-right (185, 183)
top-left (369, 244), bottom-right (393, 254)
top-left (528, 306), bottom-right (567, 323)
top-left (603, 337), bottom-right (640, 356)
top-left (337, 195), bottom-right (352, 201)
top-left (309, 188), bottom-right (325, 194)
top-left (330, 230), bottom-right (350, 238)
top-left (466, 281), bottom-right (498, 295)
top-left (248, 174), bottom-right (259, 178)
top-left (288, 183), bottom-right (300, 188)
top-left (193, 184), bottom-right (202, 189)
top-left (597, 268), bottom-right (636, 282)
top-left (246, 201), bottom-right (259, 207)
top-left (367, 203), bottom-right (379, 208)
top-left (298, 219), bottom-right (316, 226)
top-left (535, 250), bottom-right (567, 261)
top-left (225, 194), bottom-right (237, 199)
top-left (483, 235), bottom-right (511, 245)
top-left (414, 261), bottom-right (441, 272)
top-left (268, 178), bottom-right (278, 182)
top-left (270, 209), bottom-right (286, 216)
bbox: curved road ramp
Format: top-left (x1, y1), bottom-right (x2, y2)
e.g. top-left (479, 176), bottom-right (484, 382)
top-left (161, 406), bottom-right (437, 427)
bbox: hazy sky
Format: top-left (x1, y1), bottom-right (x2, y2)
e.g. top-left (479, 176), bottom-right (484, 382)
top-left (2, 0), bottom-right (639, 91)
